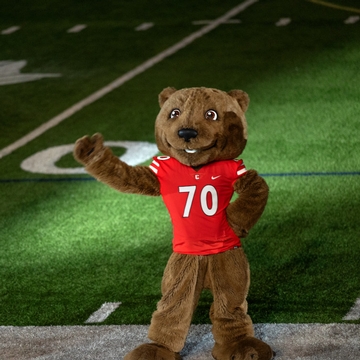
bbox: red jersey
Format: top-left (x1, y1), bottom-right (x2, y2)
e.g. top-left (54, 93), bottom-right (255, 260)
top-left (149, 156), bottom-right (247, 255)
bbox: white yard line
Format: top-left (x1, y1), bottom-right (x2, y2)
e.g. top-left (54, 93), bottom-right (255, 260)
top-left (343, 297), bottom-right (360, 320)
top-left (0, 0), bottom-right (258, 160)
top-left (192, 19), bottom-right (242, 25)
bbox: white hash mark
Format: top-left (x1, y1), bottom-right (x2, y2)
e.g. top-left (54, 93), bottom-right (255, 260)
top-left (67, 24), bottom-right (87, 33)
top-left (135, 22), bottom-right (154, 31)
top-left (344, 16), bottom-right (360, 24)
top-left (276, 18), bottom-right (291, 26)
top-left (85, 302), bottom-right (122, 323)
top-left (1, 26), bottom-right (21, 35)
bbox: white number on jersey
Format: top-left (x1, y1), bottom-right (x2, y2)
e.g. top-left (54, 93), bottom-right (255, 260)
top-left (179, 185), bottom-right (218, 217)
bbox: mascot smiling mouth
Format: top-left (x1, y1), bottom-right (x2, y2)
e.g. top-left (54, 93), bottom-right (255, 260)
top-left (184, 140), bottom-right (217, 154)
top-left (166, 139), bottom-right (218, 154)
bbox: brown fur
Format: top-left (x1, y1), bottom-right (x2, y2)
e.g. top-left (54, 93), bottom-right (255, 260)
top-left (147, 248), bottom-right (254, 353)
top-left (155, 87), bottom-right (248, 168)
top-left (74, 87), bottom-right (272, 360)
top-left (124, 343), bottom-right (181, 360)
top-left (74, 133), bottom-right (160, 196)
top-left (227, 169), bottom-right (269, 238)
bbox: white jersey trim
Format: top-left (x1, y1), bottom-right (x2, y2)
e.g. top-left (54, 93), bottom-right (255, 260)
top-left (237, 168), bottom-right (247, 176)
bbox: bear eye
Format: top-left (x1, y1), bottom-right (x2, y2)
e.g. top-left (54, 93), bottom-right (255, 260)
top-left (205, 109), bottom-right (218, 121)
top-left (170, 108), bottom-right (181, 119)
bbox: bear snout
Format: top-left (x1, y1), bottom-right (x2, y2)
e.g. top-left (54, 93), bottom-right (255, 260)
top-left (178, 128), bottom-right (198, 142)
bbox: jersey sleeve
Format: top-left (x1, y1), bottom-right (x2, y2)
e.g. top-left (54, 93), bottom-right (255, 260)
top-left (235, 159), bottom-right (247, 177)
top-left (149, 157), bottom-right (161, 176)
top-left (149, 156), bottom-right (173, 180)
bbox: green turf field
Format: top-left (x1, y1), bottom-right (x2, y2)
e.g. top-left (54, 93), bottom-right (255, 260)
top-left (1, 0), bottom-right (360, 326)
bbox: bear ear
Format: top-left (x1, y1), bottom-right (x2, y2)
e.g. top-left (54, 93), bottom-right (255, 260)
top-left (227, 90), bottom-right (250, 113)
top-left (159, 87), bottom-right (177, 107)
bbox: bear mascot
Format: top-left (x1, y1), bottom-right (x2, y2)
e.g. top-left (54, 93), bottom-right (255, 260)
top-left (74, 87), bottom-right (273, 360)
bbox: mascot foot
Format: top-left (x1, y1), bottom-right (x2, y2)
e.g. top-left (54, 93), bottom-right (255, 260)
top-left (124, 343), bottom-right (182, 360)
top-left (212, 336), bottom-right (274, 360)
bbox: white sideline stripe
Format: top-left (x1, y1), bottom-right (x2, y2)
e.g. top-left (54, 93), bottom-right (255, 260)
top-left (0, 323), bottom-right (359, 359)
top-left (0, 0), bottom-right (258, 160)
top-left (343, 297), bottom-right (360, 320)
top-left (1, 26), bottom-right (21, 35)
top-left (67, 24), bottom-right (87, 33)
top-left (85, 302), bottom-right (121, 323)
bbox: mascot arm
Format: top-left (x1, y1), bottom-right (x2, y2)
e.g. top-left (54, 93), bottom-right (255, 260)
top-left (227, 169), bottom-right (269, 238)
top-left (73, 133), bottom-right (160, 196)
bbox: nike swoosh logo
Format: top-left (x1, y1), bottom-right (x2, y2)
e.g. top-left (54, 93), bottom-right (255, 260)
top-left (211, 175), bottom-right (221, 180)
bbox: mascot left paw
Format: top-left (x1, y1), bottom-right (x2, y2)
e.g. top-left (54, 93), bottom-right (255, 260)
top-left (212, 337), bottom-right (274, 360)
top-left (124, 343), bottom-right (182, 360)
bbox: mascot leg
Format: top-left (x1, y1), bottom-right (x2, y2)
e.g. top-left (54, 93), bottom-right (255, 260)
top-left (208, 248), bottom-right (274, 360)
top-left (124, 253), bottom-right (205, 360)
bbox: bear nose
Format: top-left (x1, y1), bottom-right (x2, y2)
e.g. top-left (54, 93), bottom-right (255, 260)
top-left (178, 128), bottom-right (198, 142)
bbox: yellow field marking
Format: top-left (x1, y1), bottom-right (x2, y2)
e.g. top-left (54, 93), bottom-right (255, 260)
top-left (307, 0), bottom-right (360, 14)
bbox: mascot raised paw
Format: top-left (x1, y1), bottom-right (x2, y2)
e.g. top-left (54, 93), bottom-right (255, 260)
top-left (74, 87), bottom-right (274, 360)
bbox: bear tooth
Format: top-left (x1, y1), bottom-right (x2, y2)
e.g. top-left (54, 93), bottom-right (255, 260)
top-left (185, 149), bottom-right (197, 154)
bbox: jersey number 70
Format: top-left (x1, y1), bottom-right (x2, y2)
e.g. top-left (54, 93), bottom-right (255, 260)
top-left (179, 185), bottom-right (218, 217)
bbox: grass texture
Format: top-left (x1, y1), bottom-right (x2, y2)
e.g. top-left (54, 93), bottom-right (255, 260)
top-left (1, 0), bottom-right (360, 325)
